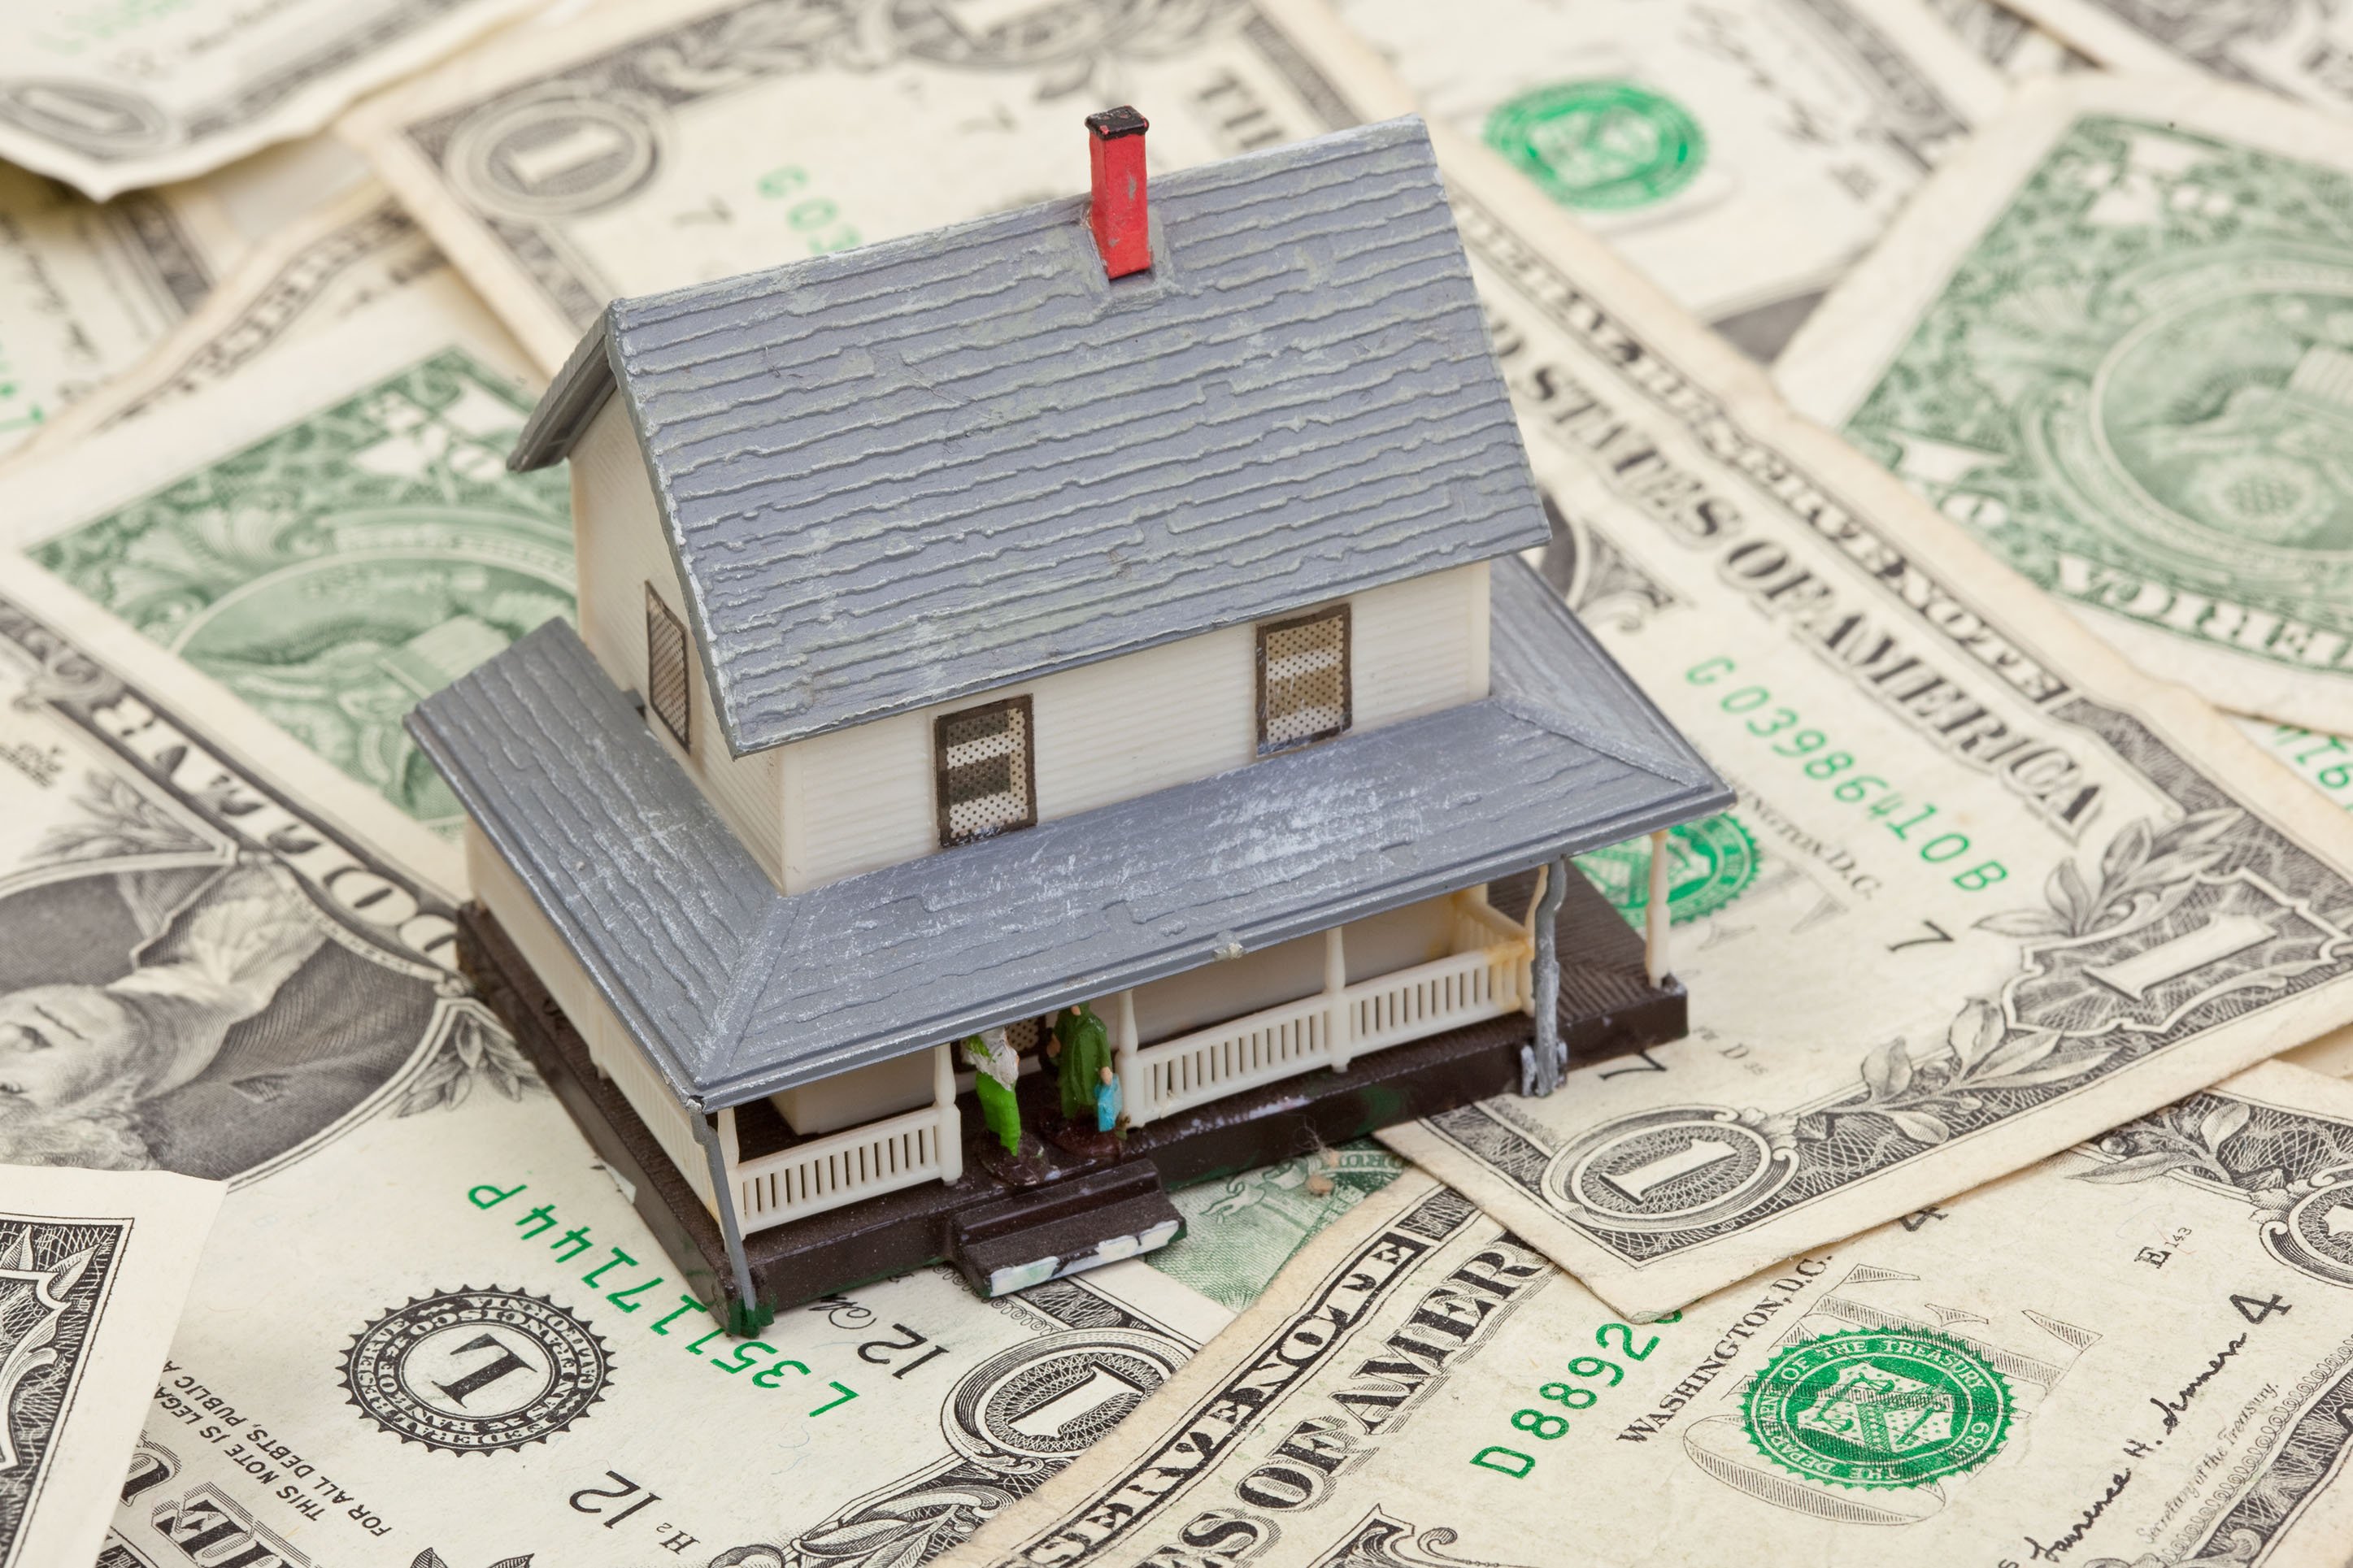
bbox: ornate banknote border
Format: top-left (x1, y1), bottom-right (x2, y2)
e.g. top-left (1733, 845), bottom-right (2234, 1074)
top-left (0, 1214), bottom-right (128, 1568)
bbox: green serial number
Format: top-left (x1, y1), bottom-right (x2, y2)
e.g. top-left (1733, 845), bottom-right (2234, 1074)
top-left (755, 165), bottom-right (863, 256)
top-left (1472, 1313), bottom-right (1680, 1479)
top-left (1685, 657), bottom-right (2009, 893)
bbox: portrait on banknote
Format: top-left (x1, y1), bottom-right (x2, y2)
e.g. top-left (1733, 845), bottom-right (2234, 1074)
top-left (0, 861), bottom-right (439, 1177)
top-left (0, 592), bottom-right (506, 1185)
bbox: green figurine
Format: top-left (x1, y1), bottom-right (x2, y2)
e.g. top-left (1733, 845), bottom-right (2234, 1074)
top-left (960, 1026), bottom-right (1022, 1155)
top-left (1049, 1001), bottom-right (1112, 1126)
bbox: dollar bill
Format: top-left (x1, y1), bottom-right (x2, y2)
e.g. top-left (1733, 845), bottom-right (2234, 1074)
top-left (1156, 1146), bottom-right (1409, 1314)
top-left (1926, 0), bottom-right (2085, 76)
top-left (0, 164), bottom-right (243, 460)
top-left (0, 279), bottom-right (562, 849)
top-left (7, 182), bottom-right (477, 458)
top-left (1322, 0), bottom-right (2006, 358)
top-left (949, 1059), bottom-right (2353, 1568)
top-left (341, 0), bottom-right (2003, 366)
top-left (99, 1136), bottom-right (1268, 1568)
top-left (1780, 76), bottom-right (2353, 733)
top-left (0, 1166), bottom-right (220, 1568)
top-left (2003, 0), bottom-right (2353, 109)
top-left (0, 576), bottom-right (1396, 1568)
top-left (335, 0), bottom-right (1415, 373)
top-left (338, 0), bottom-right (1985, 370)
top-left (0, 0), bottom-right (547, 200)
top-left (340, 0), bottom-right (2353, 1321)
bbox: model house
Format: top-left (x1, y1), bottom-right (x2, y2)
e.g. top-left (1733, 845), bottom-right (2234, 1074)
top-left (410, 110), bottom-right (1730, 1329)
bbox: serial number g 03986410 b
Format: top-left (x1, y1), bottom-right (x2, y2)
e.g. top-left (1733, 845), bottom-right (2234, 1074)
top-left (1685, 656), bottom-right (2011, 893)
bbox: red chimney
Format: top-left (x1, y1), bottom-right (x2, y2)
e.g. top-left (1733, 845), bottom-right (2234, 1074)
top-left (1085, 106), bottom-right (1150, 279)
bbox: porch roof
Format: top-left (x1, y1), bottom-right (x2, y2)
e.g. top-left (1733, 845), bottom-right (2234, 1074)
top-left (408, 559), bottom-right (1729, 1112)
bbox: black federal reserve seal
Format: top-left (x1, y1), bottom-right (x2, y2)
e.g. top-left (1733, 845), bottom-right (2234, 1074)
top-left (341, 1287), bottom-right (610, 1453)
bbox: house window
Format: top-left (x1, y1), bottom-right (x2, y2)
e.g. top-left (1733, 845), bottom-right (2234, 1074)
top-left (1258, 605), bottom-right (1350, 753)
top-left (645, 585), bottom-right (690, 749)
top-left (936, 696), bottom-right (1037, 847)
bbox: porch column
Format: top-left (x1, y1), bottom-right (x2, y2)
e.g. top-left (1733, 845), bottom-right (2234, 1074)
top-left (933, 1041), bottom-right (963, 1186)
top-left (694, 1112), bottom-right (759, 1326)
top-left (1521, 857), bottom-right (1568, 1097)
top-left (1324, 925), bottom-right (1353, 1073)
top-left (1646, 828), bottom-right (1672, 988)
top-left (1114, 989), bottom-right (1148, 1128)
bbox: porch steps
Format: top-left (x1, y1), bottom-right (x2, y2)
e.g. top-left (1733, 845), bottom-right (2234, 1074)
top-left (946, 1161), bottom-right (1185, 1297)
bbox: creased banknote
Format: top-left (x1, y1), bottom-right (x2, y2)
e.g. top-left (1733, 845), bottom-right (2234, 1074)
top-left (0, 277), bottom-right (555, 855)
top-left (342, 0), bottom-right (2002, 367)
top-left (1324, 0), bottom-right (2005, 358)
top-left (337, 0), bottom-right (2353, 1323)
top-left (1927, 0), bottom-right (2084, 76)
top-left (0, 574), bottom-right (1404, 1568)
top-left (7, 182), bottom-right (464, 459)
top-left (2003, 0), bottom-right (2353, 111)
top-left (1780, 76), bottom-right (2353, 733)
top-left (2286, 1027), bottom-right (2353, 1079)
top-left (2242, 719), bottom-right (2353, 819)
top-left (0, 0), bottom-right (547, 200)
top-left (950, 1060), bottom-right (2353, 1568)
top-left (0, 165), bottom-right (243, 461)
top-left (0, 1166), bottom-right (221, 1568)
top-left (337, 0), bottom-right (1984, 369)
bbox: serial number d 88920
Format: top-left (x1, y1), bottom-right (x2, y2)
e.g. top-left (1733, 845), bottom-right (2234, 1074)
top-left (1685, 657), bottom-right (2007, 893)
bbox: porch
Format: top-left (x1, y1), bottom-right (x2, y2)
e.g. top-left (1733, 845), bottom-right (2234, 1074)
top-left (457, 860), bottom-right (1682, 1319)
top-left (714, 888), bottom-right (1547, 1237)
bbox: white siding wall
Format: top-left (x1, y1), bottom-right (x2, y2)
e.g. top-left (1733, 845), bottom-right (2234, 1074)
top-left (572, 401), bottom-right (785, 886)
top-left (466, 824), bottom-right (716, 1212)
top-left (568, 406), bottom-right (1491, 896)
top-left (779, 561), bottom-right (1491, 892)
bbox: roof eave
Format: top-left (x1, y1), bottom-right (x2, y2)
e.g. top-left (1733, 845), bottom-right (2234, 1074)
top-left (698, 762), bottom-right (1728, 1110)
top-left (508, 310), bottom-right (620, 472)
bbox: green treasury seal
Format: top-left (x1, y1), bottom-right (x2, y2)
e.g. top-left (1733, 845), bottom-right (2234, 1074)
top-left (1742, 1327), bottom-right (2012, 1488)
top-left (1576, 812), bottom-right (1757, 927)
top-left (1484, 80), bottom-right (1707, 211)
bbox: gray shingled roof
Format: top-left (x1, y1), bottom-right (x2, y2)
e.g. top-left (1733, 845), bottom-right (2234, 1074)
top-left (510, 117), bottom-right (1547, 756)
top-left (409, 559), bottom-right (1729, 1113)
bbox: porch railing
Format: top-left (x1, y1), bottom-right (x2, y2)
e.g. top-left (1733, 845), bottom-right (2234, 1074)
top-left (714, 896), bottom-right (1532, 1232)
top-left (1122, 894), bottom-right (1531, 1127)
top-left (726, 1044), bottom-right (962, 1236)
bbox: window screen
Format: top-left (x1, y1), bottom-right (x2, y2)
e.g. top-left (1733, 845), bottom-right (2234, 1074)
top-left (645, 586), bottom-right (691, 749)
top-left (935, 696), bottom-right (1037, 847)
top-left (1258, 605), bottom-right (1350, 753)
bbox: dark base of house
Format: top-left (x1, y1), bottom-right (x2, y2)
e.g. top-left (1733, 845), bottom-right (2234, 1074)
top-left (455, 867), bottom-right (1685, 1331)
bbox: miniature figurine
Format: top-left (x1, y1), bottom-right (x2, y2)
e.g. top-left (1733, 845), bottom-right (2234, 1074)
top-left (410, 106), bottom-right (1730, 1331)
top-left (959, 1026), bottom-right (1048, 1186)
top-left (1047, 1002), bottom-right (1119, 1158)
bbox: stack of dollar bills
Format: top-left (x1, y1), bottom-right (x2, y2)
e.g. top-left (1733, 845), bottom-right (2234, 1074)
top-left (5, 2), bottom-right (2353, 1564)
